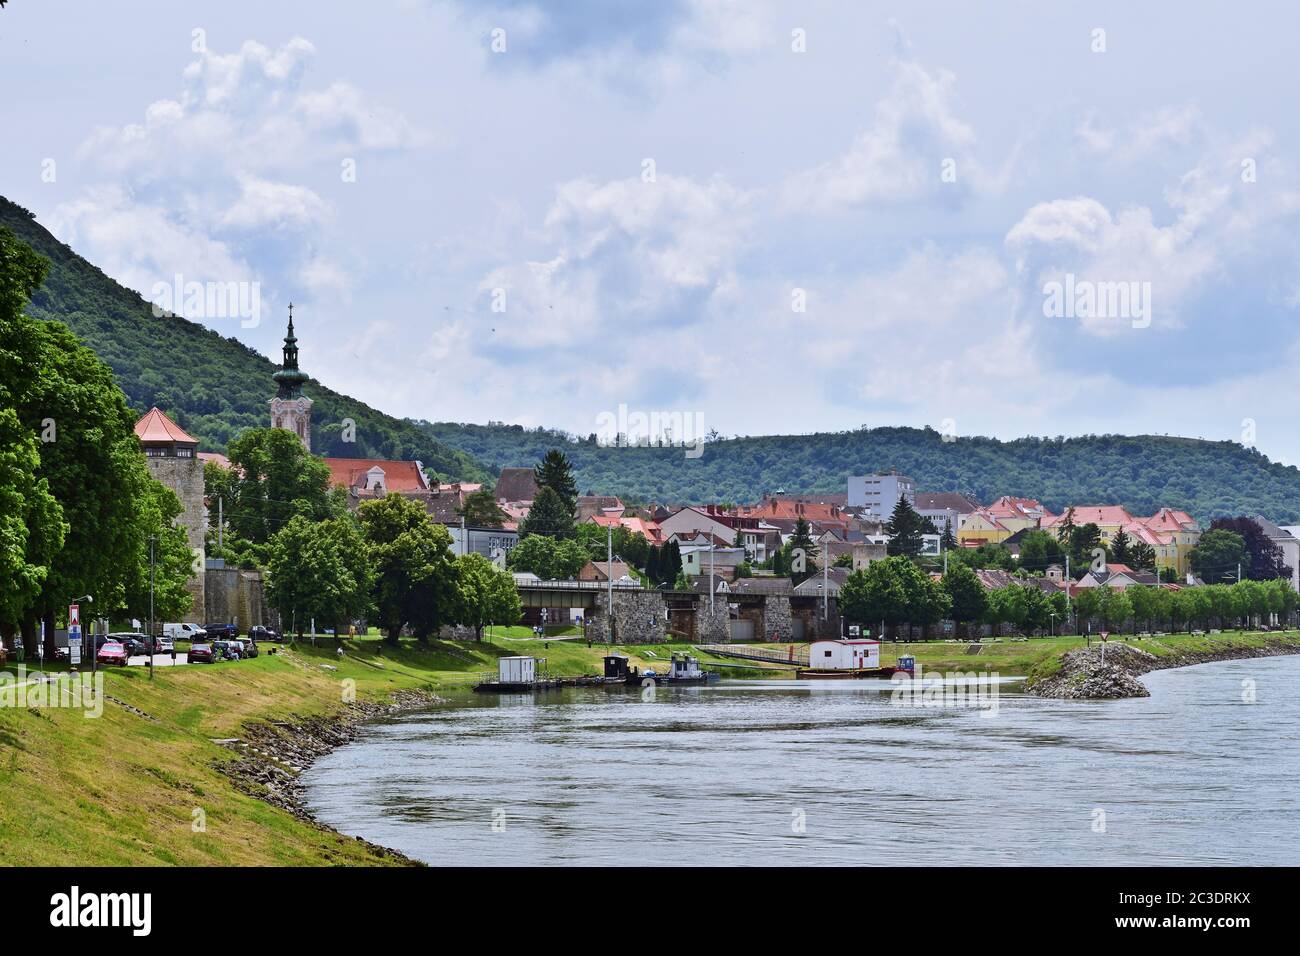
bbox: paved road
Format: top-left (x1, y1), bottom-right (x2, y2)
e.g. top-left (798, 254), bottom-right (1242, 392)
top-left (126, 653), bottom-right (189, 667)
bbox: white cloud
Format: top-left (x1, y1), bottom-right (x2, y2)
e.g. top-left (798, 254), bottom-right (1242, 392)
top-left (480, 173), bottom-right (755, 348)
top-left (220, 175), bottom-right (331, 231)
top-left (780, 60), bottom-right (998, 212)
top-left (49, 186), bottom-right (256, 309)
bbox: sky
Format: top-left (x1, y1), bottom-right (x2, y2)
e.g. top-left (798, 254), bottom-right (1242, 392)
top-left (3, 1), bottom-right (1300, 461)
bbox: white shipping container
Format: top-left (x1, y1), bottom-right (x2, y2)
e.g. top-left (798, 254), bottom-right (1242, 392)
top-left (809, 640), bottom-right (880, 670)
top-left (498, 656), bottom-right (537, 684)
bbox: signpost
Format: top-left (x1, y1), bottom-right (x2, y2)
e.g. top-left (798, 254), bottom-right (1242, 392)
top-left (1100, 629), bottom-right (1109, 664)
top-left (68, 603), bottom-right (82, 668)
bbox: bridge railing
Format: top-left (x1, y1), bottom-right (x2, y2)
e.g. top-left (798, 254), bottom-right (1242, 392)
top-left (517, 580), bottom-right (644, 591)
top-left (698, 643), bottom-right (810, 667)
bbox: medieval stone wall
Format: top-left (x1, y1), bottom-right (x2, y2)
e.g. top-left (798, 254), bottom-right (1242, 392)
top-left (204, 566), bottom-right (273, 631)
top-left (764, 595), bottom-right (794, 641)
top-left (591, 590), bottom-right (668, 643)
top-left (696, 603), bottom-right (731, 643)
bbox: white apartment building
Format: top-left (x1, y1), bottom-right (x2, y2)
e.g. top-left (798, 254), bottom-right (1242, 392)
top-left (846, 472), bottom-right (915, 519)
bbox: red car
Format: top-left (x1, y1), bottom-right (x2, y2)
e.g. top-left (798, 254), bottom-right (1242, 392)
top-left (96, 640), bottom-right (128, 666)
top-left (187, 643), bottom-right (214, 664)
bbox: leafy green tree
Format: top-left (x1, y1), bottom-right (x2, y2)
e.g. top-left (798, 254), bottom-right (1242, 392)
top-left (1210, 517), bottom-right (1290, 580)
top-left (942, 562), bottom-right (988, 636)
top-left (358, 493), bottom-right (456, 643)
top-left (507, 535), bottom-right (559, 579)
top-left (266, 514), bottom-right (372, 636)
top-left (1072, 587), bottom-right (1102, 630)
top-left (451, 552), bottom-right (521, 639)
top-left (18, 318), bottom-right (159, 656)
top-left (519, 485), bottom-right (575, 539)
top-left (951, 543), bottom-right (1015, 571)
top-left (1017, 529), bottom-right (1064, 573)
top-left (554, 538), bottom-right (590, 580)
top-left (885, 496), bottom-right (927, 558)
top-left (1097, 587), bottom-right (1133, 632)
top-left (0, 226), bottom-right (66, 646)
top-left (534, 449), bottom-right (577, 513)
top-left (223, 427), bottom-right (337, 548)
top-left (121, 480), bottom-right (195, 625)
top-left (1126, 585), bottom-right (1164, 633)
top-left (839, 556), bottom-right (947, 639)
top-left (457, 488), bottom-right (509, 528)
top-left (1189, 528), bottom-right (1247, 581)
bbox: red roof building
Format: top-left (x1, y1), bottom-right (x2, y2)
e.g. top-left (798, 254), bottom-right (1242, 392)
top-left (322, 458), bottom-right (431, 495)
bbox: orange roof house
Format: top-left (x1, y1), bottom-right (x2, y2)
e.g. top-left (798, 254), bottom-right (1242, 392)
top-left (588, 514), bottom-right (663, 545)
top-left (322, 458), bottom-right (431, 496)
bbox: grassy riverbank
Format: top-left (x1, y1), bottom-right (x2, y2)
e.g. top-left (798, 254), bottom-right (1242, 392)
top-left (3, 627), bottom-right (1298, 865)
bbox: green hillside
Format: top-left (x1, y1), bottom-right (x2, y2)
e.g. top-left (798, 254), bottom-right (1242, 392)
top-left (418, 421), bottom-right (1300, 524)
top-left (0, 196), bottom-right (487, 483)
top-left (9, 193), bottom-right (1300, 523)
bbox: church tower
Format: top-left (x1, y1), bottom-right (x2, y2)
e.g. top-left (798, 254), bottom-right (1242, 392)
top-left (269, 303), bottom-right (313, 450)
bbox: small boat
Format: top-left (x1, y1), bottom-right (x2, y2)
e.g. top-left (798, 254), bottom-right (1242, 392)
top-left (605, 652), bottom-right (719, 687)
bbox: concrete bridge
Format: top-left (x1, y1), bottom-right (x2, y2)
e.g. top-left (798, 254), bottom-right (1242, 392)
top-left (516, 579), bottom-right (841, 644)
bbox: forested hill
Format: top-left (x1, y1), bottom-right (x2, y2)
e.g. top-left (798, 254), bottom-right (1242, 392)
top-left (0, 196), bottom-right (487, 482)
top-left (10, 192), bottom-right (1300, 522)
top-left (419, 421), bottom-right (1300, 524)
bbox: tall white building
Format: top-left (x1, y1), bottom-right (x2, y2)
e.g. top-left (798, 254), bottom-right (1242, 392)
top-left (846, 472), bottom-right (915, 519)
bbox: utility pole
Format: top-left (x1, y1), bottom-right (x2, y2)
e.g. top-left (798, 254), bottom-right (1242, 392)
top-left (607, 522), bottom-right (614, 644)
top-left (1237, 562), bottom-right (1242, 584)
top-left (709, 540), bottom-right (715, 612)
top-left (217, 496), bottom-right (223, 551)
top-left (1065, 553), bottom-right (1071, 633)
top-left (149, 536), bottom-right (156, 680)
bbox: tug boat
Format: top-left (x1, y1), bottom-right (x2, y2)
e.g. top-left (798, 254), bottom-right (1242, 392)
top-left (604, 652), bottom-right (719, 687)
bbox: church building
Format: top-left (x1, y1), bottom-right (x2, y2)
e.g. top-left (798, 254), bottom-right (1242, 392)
top-left (269, 303), bottom-right (313, 451)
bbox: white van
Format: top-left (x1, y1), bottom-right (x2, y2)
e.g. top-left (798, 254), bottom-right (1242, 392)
top-left (163, 622), bottom-right (206, 641)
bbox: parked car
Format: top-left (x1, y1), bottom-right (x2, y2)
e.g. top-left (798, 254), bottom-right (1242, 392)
top-left (187, 643), bottom-right (214, 664)
top-left (96, 641), bottom-right (128, 666)
top-left (247, 625), bottom-right (281, 643)
top-left (210, 640), bottom-right (241, 661)
top-left (163, 622), bottom-right (206, 641)
top-left (236, 638), bottom-right (259, 659)
top-left (138, 635), bottom-right (174, 655)
top-left (109, 632), bottom-right (149, 657)
top-left (203, 623), bottom-right (239, 640)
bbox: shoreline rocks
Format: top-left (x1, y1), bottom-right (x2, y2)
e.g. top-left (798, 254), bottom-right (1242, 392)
top-left (215, 688), bottom-right (442, 865)
top-left (1029, 638), bottom-right (1300, 699)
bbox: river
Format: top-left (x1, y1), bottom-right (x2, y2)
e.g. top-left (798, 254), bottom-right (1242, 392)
top-left (301, 656), bottom-right (1300, 865)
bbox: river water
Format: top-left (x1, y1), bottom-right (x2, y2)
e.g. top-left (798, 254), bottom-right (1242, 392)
top-left (301, 656), bottom-right (1300, 865)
